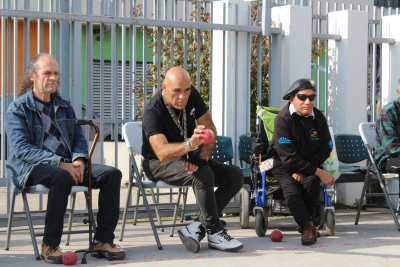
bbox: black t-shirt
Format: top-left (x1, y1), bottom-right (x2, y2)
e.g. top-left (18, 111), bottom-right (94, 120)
top-left (142, 86), bottom-right (208, 159)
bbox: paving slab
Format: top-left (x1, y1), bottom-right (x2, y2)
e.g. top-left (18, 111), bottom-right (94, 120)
top-left (1, 208), bottom-right (400, 267)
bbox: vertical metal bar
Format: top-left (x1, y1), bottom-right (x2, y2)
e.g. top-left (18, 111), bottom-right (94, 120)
top-left (358, 4), bottom-right (361, 11)
top-left (143, 26), bottom-right (148, 108)
top-left (157, 27), bottom-right (161, 92)
top-left (371, 6), bottom-right (377, 122)
top-left (24, 0), bottom-right (30, 70)
top-left (100, 22), bottom-right (104, 163)
top-left (114, 23), bottom-right (119, 167)
top-left (334, 2), bottom-right (337, 12)
top-left (315, 1), bottom-right (321, 109)
top-left (183, 0), bottom-right (187, 70)
top-left (122, 0), bottom-right (126, 119)
top-left (171, 0), bottom-right (175, 68)
top-left (49, 0), bottom-right (54, 56)
top-left (325, 2), bottom-right (329, 117)
top-left (257, 34), bottom-right (262, 105)
top-left (13, 1), bottom-right (18, 101)
top-left (131, 0), bottom-right (137, 121)
top-left (144, 0), bottom-right (147, 19)
top-left (350, 4), bottom-right (353, 10)
top-left (342, 3), bottom-right (345, 10)
top-left (37, 0), bottom-right (43, 53)
top-left (261, 0), bottom-right (270, 36)
top-left (1, 1), bottom-right (7, 213)
top-left (209, 1), bottom-right (213, 115)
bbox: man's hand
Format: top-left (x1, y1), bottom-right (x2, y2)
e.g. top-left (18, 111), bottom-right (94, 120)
top-left (72, 158), bottom-right (86, 184)
top-left (188, 125), bottom-right (206, 150)
top-left (292, 172), bottom-right (305, 182)
top-left (184, 153), bottom-right (208, 174)
top-left (315, 168), bottom-right (335, 186)
top-left (59, 162), bottom-right (81, 185)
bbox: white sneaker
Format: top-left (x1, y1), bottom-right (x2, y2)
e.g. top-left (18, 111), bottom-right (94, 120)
top-left (177, 222), bottom-right (206, 253)
top-left (208, 229), bottom-right (244, 252)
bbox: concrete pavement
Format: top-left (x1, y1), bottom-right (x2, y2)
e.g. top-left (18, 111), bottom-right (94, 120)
top-left (1, 208), bottom-right (400, 267)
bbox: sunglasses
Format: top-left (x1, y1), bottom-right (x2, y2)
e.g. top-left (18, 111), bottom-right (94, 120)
top-left (295, 93), bottom-right (316, 101)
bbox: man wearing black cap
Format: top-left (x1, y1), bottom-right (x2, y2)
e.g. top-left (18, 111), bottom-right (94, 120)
top-left (268, 78), bottom-right (335, 245)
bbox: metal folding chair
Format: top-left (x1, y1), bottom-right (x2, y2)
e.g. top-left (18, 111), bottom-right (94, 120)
top-left (5, 120), bottom-right (100, 261)
top-left (5, 185), bottom-right (90, 260)
top-left (119, 121), bottom-right (189, 250)
top-left (356, 122), bottom-right (400, 230)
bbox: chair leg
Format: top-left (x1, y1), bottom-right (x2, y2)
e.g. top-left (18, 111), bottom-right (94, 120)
top-left (65, 193), bottom-right (77, 246)
top-left (5, 192), bottom-right (16, 251)
top-left (22, 193), bottom-right (41, 260)
top-left (180, 187), bottom-right (188, 223)
top-left (169, 188), bottom-right (183, 237)
top-left (377, 177), bottom-right (400, 231)
top-left (119, 184), bottom-right (133, 241)
top-left (137, 183), bottom-right (163, 250)
top-left (133, 188), bottom-right (140, 225)
top-left (150, 189), bottom-right (164, 232)
top-left (355, 171), bottom-right (370, 225)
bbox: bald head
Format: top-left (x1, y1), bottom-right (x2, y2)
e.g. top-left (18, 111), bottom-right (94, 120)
top-left (162, 67), bottom-right (192, 110)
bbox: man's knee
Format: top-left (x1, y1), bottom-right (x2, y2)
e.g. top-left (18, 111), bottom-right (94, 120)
top-left (51, 168), bottom-right (74, 188)
top-left (193, 165), bottom-right (215, 186)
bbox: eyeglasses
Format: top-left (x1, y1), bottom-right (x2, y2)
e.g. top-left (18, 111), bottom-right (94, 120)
top-left (295, 93), bottom-right (316, 101)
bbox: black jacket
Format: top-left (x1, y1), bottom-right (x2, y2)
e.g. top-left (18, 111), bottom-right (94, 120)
top-left (268, 103), bottom-right (332, 175)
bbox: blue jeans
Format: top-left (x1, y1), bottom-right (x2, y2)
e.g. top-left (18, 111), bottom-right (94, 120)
top-left (27, 163), bottom-right (122, 247)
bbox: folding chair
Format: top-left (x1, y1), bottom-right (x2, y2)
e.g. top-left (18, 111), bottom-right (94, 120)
top-left (5, 120), bottom-right (100, 261)
top-left (356, 122), bottom-right (400, 230)
top-left (119, 121), bottom-right (189, 250)
top-left (5, 185), bottom-right (90, 260)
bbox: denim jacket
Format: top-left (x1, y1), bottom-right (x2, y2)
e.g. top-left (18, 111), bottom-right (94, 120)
top-left (5, 90), bottom-right (88, 195)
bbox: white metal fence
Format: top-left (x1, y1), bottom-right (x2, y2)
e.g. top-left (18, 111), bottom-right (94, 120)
top-left (0, 0), bottom-right (399, 217)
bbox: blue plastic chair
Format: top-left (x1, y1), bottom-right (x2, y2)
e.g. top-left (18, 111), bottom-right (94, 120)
top-left (210, 136), bottom-right (234, 165)
top-left (237, 134), bottom-right (255, 177)
top-left (334, 134), bottom-right (368, 183)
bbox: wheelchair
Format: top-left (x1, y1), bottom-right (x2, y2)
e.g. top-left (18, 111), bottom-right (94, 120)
top-left (239, 106), bottom-right (335, 237)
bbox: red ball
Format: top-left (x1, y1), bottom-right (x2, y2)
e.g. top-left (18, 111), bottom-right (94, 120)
top-left (200, 129), bottom-right (214, 144)
top-left (270, 230), bottom-right (283, 242)
top-left (62, 251), bottom-right (78, 266)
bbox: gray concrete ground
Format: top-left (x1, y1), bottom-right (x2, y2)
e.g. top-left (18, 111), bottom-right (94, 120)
top-left (1, 208), bottom-right (400, 267)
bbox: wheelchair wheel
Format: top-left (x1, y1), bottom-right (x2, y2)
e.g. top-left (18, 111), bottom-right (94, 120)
top-left (326, 210), bottom-right (335, 236)
top-left (239, 188), bottom-right (251, 229)
top-left (255, 210), bottom-right (268, 237)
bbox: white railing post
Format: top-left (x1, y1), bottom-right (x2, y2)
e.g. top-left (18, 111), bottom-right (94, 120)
top-left (211, 0), bottom-right (251, 164)
top-left (381, 15), bottom-right (400, 106)
top-left (269, 5), bottom-right (312, 108)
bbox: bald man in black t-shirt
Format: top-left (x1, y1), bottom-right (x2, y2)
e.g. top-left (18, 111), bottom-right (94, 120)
top-left (142, 67), bottom-right (244, 253)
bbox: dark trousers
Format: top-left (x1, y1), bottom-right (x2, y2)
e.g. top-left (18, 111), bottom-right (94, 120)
top-left (27, 163), bottom-right (122, 247)
top-left (271, 165), bottom-right (320, 228)
top-left (143, 158), bottom-right (244, 233)
top-left (382, 157), bottom-right (400, 196)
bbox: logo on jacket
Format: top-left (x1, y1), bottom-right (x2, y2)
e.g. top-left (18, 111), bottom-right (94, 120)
top-left (278, 137), bottom-right (291, 144)
top-left (310, 128), bottom-right (319, 140)
top-left (329, 140), bottom-right (333, 148)
top-left (190, 108), bottom-right (195, 116)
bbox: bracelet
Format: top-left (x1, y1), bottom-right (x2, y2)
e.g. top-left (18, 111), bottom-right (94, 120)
top-left (199, 156), bottom-right (208, 162)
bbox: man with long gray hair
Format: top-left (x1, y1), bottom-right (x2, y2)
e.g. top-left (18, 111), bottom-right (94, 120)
top-left (5, 53), bottom-right (126, 263)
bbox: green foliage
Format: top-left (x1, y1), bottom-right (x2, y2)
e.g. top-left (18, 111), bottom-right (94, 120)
top-left (331, 201), bottom-right (354, 210)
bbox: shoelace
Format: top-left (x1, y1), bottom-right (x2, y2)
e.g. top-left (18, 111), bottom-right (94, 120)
top-left (46, 246), bottom-right (62, 256)
top-left (195, 225), bottom-right (206, 242)
top-left (217, 229), bottom-right (233, 242)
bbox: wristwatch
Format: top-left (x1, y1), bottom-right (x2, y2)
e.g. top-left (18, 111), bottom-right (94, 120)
top-left (184, 138), bottom-right (197, 151)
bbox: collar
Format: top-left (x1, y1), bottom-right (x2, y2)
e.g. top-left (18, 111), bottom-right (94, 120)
top-left (26, 89), bottom-right (68, 111)
top-left (289, 103), bottom-right (315, 120)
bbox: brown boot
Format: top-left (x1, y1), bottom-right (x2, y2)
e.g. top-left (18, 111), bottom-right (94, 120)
top-left (41, 244), bottom-right (63, 264)
top-left (301, 220), bottom-right (317, 245)
top-left (297, 225), bottom-right (321, 238)
top-left (91, 242), bottom-right (126, 260)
